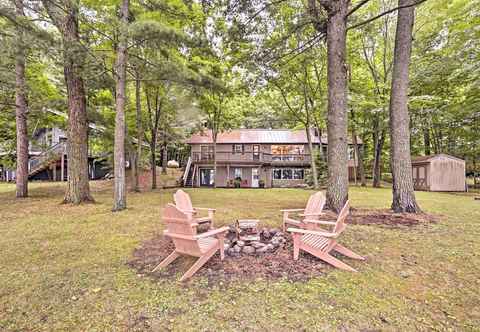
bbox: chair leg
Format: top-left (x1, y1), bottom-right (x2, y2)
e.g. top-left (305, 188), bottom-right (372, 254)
top-left (319, 252), bottom-right (358, 272)
top-left (208, 212), bottom-right (214, 229)
top-left (292, 234), bottom-right (300, 260)
top-left (180, 248), bottom-right (217, 282)
top-left (219, 238), bottom-right (225, 260)
top-left (152, 251), bottom-right (180, 272)
top-left (333, 244), bottom-right (365, 260)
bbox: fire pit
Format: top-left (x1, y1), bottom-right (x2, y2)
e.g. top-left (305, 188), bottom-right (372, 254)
top-left (224, 220), bottom-right (287, 256)
top-left (236, 219), bottom-right (260, 242)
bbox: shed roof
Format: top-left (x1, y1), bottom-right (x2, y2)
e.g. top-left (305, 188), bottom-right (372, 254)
top-left (411, 153), bottom-right (465, 165)
top-left (187, 129), bottom-right (360, 145)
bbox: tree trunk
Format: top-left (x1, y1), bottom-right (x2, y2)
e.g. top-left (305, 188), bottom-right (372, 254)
top-left (372, 127), bottom-right (385, 188)
top-left (423, 127), bottom-right (431, 155)
top-left (162, 145), bottom-right (168, 174)
top-left (350, 110), bottom-right (366, 186)
top-left (389, 0), bottom-right (420, 213)
top-left (55, 3), bottom-right (93, 204)
top-left (303, 72), bottom-right (319, 189)
top-left (134, 70), bottom-right (142, 192)
top-left (322, 0), bottom-right (350, 212)
top-left (150, 141), bottom-right (157, 189)
top-left (15, 0), bottom-right (28, 198)
top-left (306, 126), bottom-right (319, 189)
top-left (213, 132), bottom-right (217, 189)
top-left (112, 0), bottom-right (129, 211)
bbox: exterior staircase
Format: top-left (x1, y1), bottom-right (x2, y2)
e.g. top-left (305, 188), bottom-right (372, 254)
top-left (28, 142), bottom-right (66, 178)
top-left (182, 157), bottom-right (195, 187)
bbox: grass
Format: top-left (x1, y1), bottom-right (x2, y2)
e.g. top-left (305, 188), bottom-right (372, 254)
top-left (0, 181), bottom-right (479, 331)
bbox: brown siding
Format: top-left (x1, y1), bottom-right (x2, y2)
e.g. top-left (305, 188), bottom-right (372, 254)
top-left (272, 179), bottom-right (306, 188)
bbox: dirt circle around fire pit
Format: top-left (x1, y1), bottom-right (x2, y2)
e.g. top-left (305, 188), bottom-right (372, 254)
top-left (129, 228), bottom-right (327, 283)
top-left (128, 209), bottom-right (439, 283)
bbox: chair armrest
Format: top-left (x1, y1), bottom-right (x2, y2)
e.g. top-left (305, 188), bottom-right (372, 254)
top-left (299, 212), bottom-right (325, 217)
top-left (194, 226), bottom-right (229, 239)
top-left (287, 227), bottom-right (338, 238)
top-left (303, 219), bottom-right (336, 226)
top-left (177, 208), bottom-right (197, 214)
top-left (280, 209), bottom-right (305, 212)
top-left (193, 207), bottom-right (216, 212)
top-left (163, 230), bottom-right (196, 240)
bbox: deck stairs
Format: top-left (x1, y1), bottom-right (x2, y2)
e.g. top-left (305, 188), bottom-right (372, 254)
top-left (28, 142), bottom-right (66, 178)
top-left (182, 157), bottom-right (195, 187)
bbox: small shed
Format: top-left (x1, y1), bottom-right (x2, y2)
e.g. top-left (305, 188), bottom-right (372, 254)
top-left (411, 154), bottom-right (466, 192)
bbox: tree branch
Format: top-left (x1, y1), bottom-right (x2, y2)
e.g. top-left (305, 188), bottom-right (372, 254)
top-left (347, 0), bottom-right (428, 31)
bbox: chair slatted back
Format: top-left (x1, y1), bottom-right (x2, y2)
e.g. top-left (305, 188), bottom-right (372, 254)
top-left (333, 200), bottom-right (350, 235)
top-left (164, 204), bottom-right (201, 255)
top-left (174, 189), bottom-right (194, 216)
top-left (304, 192), bottom-right (326, 220)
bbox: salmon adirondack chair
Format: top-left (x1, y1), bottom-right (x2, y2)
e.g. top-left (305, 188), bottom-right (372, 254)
top-left (287, 200), bottom-right (365, 272)
top-left (281, 191), bottom-right (326, 232)
top-left (152, 204), bottom-right (228, 281)
top-left (174, 189), bottom-right (215, 229)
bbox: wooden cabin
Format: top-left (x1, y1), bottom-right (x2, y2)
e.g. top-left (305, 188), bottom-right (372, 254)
top-left (411, 154), bottom-right (466, 192)
top-left (183, 129), bottom-right (361, 188)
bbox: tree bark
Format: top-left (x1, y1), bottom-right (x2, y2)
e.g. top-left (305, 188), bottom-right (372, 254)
top-left (212, 132), bottom-right (217, 189)
top-left (150, 141), bottom-right (157, 189)
top-left (389, 0), bottom-right (420, 213)
top-left (322, 0), bottom-right (350, 212)
top-left (372, 125), bottom-right (385, 188)
top-left (423, 126), bottom-right (431, 155)
top-left (303, 74), bottom-right (319, 189)
top-left (350, 110), bottom-right (366, 186)
top-left (306, 126), bottom-right (319, 189)
top-left (162, 143), bottom-right (168, 174)
top-left (43, 1), bottom-right (93, 204)
top-left (15, 0), bottom-right (28, 198)
top-left (134, 69), bottom-right (142, 192)
top-left (112, 0), bottom-right (129, 211)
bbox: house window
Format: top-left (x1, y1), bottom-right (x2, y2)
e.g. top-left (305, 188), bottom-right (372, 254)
top-left (233, 144), bottom-right (243, 154)
top-left (293, 169), bottom-right (304, 179)
top-left (348, 146), bottom-right (355, 160)
top-left (282, 169), bottom-right (292, 179)
top-left (271, 145), bottom-right (305, 155)
top-left (273, 169), bottom-right (281, 180)
top-left (234, 168), bottom-right (242, 179)
top-left (273, 168), bottom-right (304, 180)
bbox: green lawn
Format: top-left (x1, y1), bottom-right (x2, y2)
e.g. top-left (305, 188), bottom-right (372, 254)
top-left (0, 182), bottom-right (479, 331)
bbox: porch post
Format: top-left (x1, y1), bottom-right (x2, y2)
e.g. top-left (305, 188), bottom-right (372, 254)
top-left (227, 164), bottom-right (230, 186)
top-left (61, 153), bottom-right (65, 181)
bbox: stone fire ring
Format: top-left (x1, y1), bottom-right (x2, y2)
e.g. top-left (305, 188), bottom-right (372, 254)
top-left (223, 221), bottom-right (287, 257)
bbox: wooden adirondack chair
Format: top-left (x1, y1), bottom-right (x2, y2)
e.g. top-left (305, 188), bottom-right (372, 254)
top-left (152, 204), bottom-right (228, 281)
top-left (281, 191), bottom-right (326, 232)
top-left (287, 200), bottom-right (365, 272)
top-left (174, 189), bottom-right (215, 229)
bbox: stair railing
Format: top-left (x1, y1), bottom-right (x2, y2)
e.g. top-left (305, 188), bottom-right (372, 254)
top-left (28, 142), bottom-right (66, 175)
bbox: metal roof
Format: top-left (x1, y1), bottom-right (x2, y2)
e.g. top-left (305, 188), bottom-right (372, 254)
top-left (187, 129), bottom-right (324, 144)
top-left (187, 129), bottom-right (360, 145)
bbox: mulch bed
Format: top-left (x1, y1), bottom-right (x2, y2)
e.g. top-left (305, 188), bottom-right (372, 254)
top-left (128, 208), bottom-right (440, 283)
top-left (346, 208), bottom-right (440, 227)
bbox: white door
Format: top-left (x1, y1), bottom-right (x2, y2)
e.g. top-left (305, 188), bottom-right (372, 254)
top-left (252, 168), bottom-right (259, 188)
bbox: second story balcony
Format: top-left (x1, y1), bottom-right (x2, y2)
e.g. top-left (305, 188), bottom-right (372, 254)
top-left (192, 151), bottom-right (311, 166)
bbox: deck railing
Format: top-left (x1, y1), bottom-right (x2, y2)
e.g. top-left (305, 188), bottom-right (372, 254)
top-left (28, 142), bottom-right (66, 175)
top-left (192, 152), bottom-right (311, 164)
